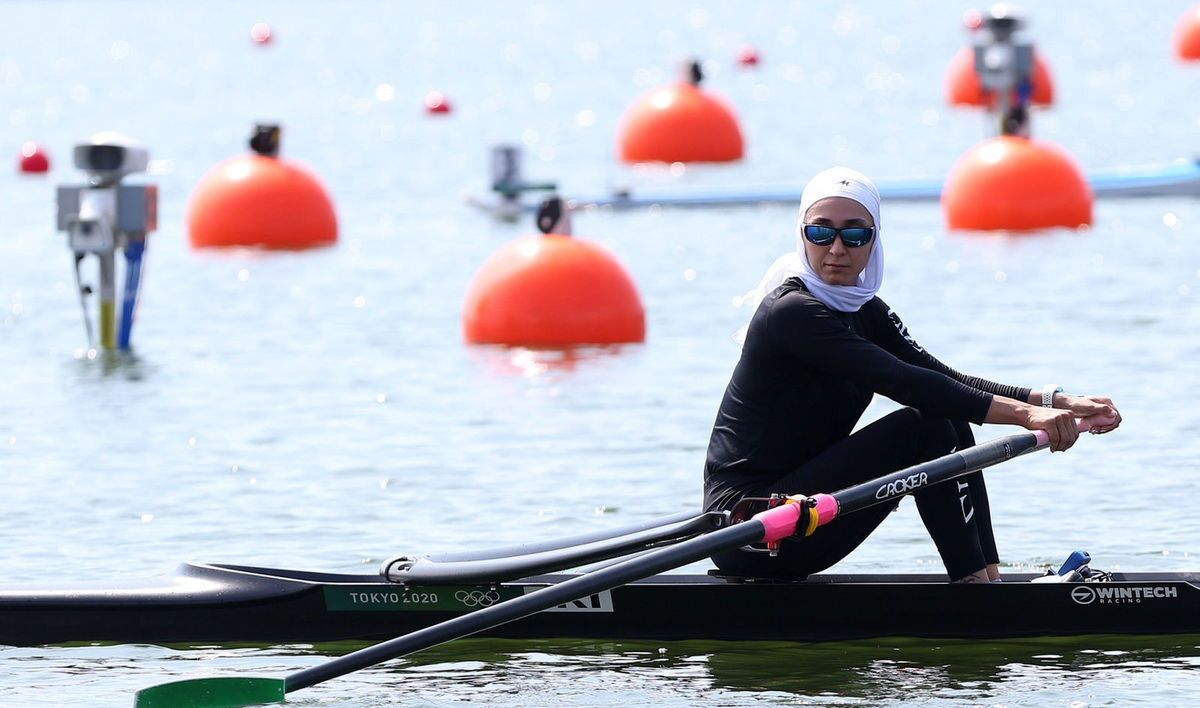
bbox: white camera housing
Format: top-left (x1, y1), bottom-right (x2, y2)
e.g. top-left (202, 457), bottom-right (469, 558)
top-left (72, 132), bottom-right (149, 187)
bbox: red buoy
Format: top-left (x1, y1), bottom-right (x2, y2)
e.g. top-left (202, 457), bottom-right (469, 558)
top-left (424, 91), bottom-right (452, 115)
top-left (188, 125), bottom-right (336, 250)
top-left (736, 45), bottom-right (760, 67)
top-left (250, 22), bottom-right (272, 45)
top-left (618, 60), bottom-right (743, 163)
top-left (17, 142), bottom-right (50, 173)
top-left (942, 136), bottom-right (1092, 232)
top-left (944, 46), bottom-right (1054, 107)
top-left (1173, 5), bottom-right (1200, 60)
top-left (463, 234), bottom-right (645, 346)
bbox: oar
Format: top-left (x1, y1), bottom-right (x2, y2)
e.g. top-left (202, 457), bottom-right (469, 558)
top-left (135, 415), bottom-right (1111, 708)
top-left (134, 502), bottom-right (805, 707)
top-left (803, 414), bottom-right (1115, 531)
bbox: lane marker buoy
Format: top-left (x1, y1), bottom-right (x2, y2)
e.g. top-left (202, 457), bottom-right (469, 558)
top-left (463, 196), bottom-right (645, 346)
top-left (618, 59), bottom-right (743, 163)
top-left (188, 124), bottom-right (337, 250)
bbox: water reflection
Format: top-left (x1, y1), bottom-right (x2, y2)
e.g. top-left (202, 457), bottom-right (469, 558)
top-left (467, 344), bottom-right (642, 378)
top-left (3, 636), bottom-right (1199, 707)
top-left (280, 635), bottom-right (1200, 704)
top-left (67, 348), bottom-right (153, 381)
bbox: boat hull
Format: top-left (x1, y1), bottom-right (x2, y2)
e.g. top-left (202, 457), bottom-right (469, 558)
top-left (468, 159), bottom-right (1200, 216)
top-left (2, 564), bottom-right (1200, 646)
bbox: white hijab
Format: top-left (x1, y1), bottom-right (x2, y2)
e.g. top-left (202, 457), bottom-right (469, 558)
top-left (742, 167), bottom-right (884, 319)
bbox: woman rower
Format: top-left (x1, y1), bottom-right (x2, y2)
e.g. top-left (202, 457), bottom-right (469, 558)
top-left (702, 167), bottom-right (1121, 583)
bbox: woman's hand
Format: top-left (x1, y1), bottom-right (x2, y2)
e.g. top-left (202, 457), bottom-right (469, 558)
top-left (1055, 394), bottom-right (1122, 434)
top-left (1023, 406), bottom-right (1079, 452)
top-left (985, 395), bottom-right (1117, 449)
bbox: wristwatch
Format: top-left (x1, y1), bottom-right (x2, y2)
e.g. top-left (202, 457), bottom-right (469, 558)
top-left (1041, 384), bottom-right (1064, 408)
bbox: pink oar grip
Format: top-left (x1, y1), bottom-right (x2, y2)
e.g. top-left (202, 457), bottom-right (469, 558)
top-left (1032, 413), bottom-right (1118, 446)
top-left (756, 503), bottom-right (802, 544)
top-left (811, 493), bottom-right (839, 527)
top-left (1081, 413), bottom-right (1117, 430)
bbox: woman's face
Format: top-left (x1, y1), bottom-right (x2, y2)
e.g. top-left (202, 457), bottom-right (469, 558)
top-left (801, 197), bottom-right (875, 286)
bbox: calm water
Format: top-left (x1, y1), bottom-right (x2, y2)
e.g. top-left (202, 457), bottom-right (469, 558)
top-left (2, 0), bottom-right (1200, 705)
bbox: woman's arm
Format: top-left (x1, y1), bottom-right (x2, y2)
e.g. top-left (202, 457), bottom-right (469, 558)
top-left (769, 296), bottom-right (994, 423)
top-left (869, 302), bottom-right (1122, 444)
top-left (873, 302), bottom-right (1031, 402)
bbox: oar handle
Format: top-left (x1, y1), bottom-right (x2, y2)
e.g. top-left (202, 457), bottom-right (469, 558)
top-left (1031, 413), bottom-right (1117, 447)
top-left (758, 502), bottom-right (803, 544)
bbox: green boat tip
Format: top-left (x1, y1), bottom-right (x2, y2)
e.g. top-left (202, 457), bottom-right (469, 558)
top-left (134, 677), bottom-right (286, 707)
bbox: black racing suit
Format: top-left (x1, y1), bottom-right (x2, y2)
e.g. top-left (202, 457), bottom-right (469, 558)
top-left (703, 278), bottom-right (1031, 580)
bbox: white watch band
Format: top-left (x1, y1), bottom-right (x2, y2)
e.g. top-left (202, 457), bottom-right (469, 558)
top-left (1041, 384), bottom-right (1063, 408)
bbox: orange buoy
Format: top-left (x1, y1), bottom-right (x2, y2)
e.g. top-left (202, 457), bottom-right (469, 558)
top-left (424, 91), bottom-right (452, 115)
top-left (944, 46), bottom-right (1054, 107)
top-left (1173, 5), bottom-right (1200, 60)
top-left (942, 135), bottom-right (1092, 232)
top-left (250, 22), bottom-right (272, 45)
top-left (736, 45), bottom-right (760, 67)
top-left (188, 124), bottom-right (337, 250)
top-left (618, 60), bottom-right (743, 163)
top-left (463, 197), bottom-right (644, 346)
top-left (17, 142), bottom-right (50, 173)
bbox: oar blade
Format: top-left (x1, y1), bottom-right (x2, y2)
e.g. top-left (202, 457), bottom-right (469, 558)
top-left (134, 677), bottom-right (285, 708)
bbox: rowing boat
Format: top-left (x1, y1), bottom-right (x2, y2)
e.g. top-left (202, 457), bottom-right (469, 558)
top-left (467, 158), bottom-right (1200, 217)
top-left (3, 561), bottom-right (1199, 646)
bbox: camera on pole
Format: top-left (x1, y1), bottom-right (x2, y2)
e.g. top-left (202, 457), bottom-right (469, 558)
top-left (971, 4), bottom-right (1035, 137)
top-left (55, 133), bottom-right (157, 352)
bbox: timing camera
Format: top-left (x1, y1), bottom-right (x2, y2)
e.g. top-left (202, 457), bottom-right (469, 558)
top-left (57, 134), bottom-right (156, 254)
top-left (72, 132), bottom-right (150, 187)
top-left (973, 3), bottom-right (1033, 94)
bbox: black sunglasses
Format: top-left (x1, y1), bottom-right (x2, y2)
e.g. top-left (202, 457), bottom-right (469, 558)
top-left (802, 224), bottom-right (875, 248)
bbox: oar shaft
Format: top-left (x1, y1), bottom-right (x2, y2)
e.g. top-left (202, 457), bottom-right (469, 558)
top-left (810, 414), bottom-right (1115, 528)
top-left (387, 512), bottom-right (726, 584)
top-left (418, 510), bottom-right (708, 564)
top-left (285, 503), bottom-right (800, 693)
top-left (809, 431), bottom-right (1040, 526)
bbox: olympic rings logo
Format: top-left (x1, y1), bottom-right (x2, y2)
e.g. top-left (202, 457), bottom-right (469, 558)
top-left (455, 589), bottom-right (501, 608)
